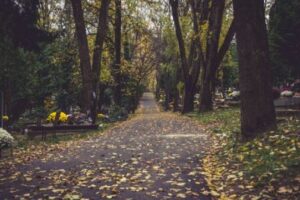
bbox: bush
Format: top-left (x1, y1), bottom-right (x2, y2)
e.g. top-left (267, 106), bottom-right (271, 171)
top-left (0, 128), bottom-right (15, 150)
top-left (108, 105), bottom-right (128, 122)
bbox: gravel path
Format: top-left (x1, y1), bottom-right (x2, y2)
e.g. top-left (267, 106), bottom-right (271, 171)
top-left (0, 93), bottom-right (212, 200)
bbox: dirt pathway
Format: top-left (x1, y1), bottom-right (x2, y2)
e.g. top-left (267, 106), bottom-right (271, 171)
top-left (0, 93), bottom-right (212, 200)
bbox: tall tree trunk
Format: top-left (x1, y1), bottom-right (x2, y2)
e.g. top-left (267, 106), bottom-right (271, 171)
top-left (199, 80), bottom-right (213, 111)
top-left (70, 0), bottom-right (93, 113)
top-left (164, 92), bottom-right (171, 111)
top-left (173, 60), bottom-right (181, 112)
top-left (170, 0), bottom-right (189, 80)
top-left (170, 0), bottom-right (201, 113)
top-left (91, 0), bottom-right (110, 123)
top-left (173, 90), bottom-right (179, 112)
top-left (199, 0), bottom-right (225, 112)
top-left (233, 0), bottom-right (276, 139)
top-left (182, 80), bottom-right (195, 113)
top-left (113, 0), bottom-right (122, 105)
top-left (71, 0), bottom-right (111, 122)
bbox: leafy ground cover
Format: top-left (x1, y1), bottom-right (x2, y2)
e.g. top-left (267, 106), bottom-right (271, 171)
top-left (188, 108), bottom-right (300, 199)
top-left (0, 122), bottom-right (113, 169)
top-left (0, 95), bottom-right (212, 199)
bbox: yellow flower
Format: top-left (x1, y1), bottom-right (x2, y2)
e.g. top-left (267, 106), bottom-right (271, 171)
top-left (47, 112), bottom-right (68, 123)
top-left (97, 113), bottom-right (106, 119)
top-left (2, 116), bottom-right (9, 121)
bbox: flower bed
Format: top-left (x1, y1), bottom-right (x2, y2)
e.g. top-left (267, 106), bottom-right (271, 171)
top-left (47, 112), bottom-right (68, 123)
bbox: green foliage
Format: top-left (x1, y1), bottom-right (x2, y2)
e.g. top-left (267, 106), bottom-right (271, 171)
top-left (120, 73), bottom-right (145, 112)
top-left (177, 81), bottom-right (184, 97)
top-left (0, 35), bottom-right (79, 121)
top-left (190, 108), bottom-right (300, 198)
top-left (108, 105), bottom-right (128, 122)
top-left (35, 37), bottom-right (80, 111)
top-left (269, 0), bottom-right (300, 85)
top-left (220, 44), bottom-right (239, 89)
top-left (188, 108), bottom-right (240, 138)
top-left (222, 65), bottom-right (239, 89)
top-left (0, 0), bottom-right (78, 121)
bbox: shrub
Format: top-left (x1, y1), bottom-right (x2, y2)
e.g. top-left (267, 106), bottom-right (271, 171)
top-left (0, 128), bottom-right (15, 150)
top-left (108, 105), bottom-right (128, 121)
top-left (47, 112), bottom-right (68, 123)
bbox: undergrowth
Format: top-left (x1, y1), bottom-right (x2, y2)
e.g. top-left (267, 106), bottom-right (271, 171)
top-left (188, 108), bottom-right (300, 199)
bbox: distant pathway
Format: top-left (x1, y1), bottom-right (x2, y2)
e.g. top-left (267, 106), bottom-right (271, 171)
top-left (0, 93), bottom-right (212, 200)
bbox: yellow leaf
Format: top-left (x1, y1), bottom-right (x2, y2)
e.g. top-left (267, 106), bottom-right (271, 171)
top-left (278, 186), bottom-right (292, 194)
top-left (176, 193), bottom-right (187, 198)
top-left (211, 191), bottom-right (220, 197)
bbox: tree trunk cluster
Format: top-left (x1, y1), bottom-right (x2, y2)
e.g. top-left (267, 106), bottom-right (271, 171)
top-left (170, 0), bottom-right (276, 138)
top-left (170, 0), bottom-right (235, 113)
top-left (70, 0), bottom-right (110, 122)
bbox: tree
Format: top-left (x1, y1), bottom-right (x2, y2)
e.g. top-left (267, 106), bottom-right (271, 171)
top-left (70, 0), bottom-right (93, 113)
top-left (198, 0), bottom-right (236, 112)
top-left (149, 10), bottom-right (181, 111)
top-left (169, 0), bottom-right (235, 113)
top-left (0, 0), bottom-right (51, 120)
top-left (112, 0), bottom-right (122, 105)
top-left (70, 0), bottom-right (110, 122)
top-left (125, 34), bottom-right (156, 108)
top-left (169, 0), bottom-right (201, 113)
top-left (233, 0), bottom-right (276, 139)
top-left (269, 0), bottom-right (300, 85)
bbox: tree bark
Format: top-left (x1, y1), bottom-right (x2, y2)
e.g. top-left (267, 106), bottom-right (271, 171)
top-left (170, 0), bottom-right (201, 113)
top-left (199, 0), bottom-right (225, 112)
top-left (233, 0), bottom-right (276, 139)
top-left (91, 0), bottom-right (111, 123)
top-left (170, 0), bottom-right (189, 81)
top-left (182, 80), bottom-right (195, 113)
top-left (113, 0), bottom-right (122, 105)
top-left (70, 0), bottom-right (93, 113)
top-left (173, 60), bottom-right (181, 112)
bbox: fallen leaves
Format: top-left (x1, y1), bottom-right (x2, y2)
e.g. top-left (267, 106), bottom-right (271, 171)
top-left (0, 102), bottom-right (216, 199)
top-left (195, 108), bottom-right (300, 199)
top-left (277, 186), bottom-right (293, 194)
top-left (176, 193), bottom-right (187, 198)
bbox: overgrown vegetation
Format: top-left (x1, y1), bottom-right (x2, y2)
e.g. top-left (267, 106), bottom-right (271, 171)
top-left (189, 108), bottom-right (300, 199)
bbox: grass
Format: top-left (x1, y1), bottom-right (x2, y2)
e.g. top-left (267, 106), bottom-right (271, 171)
top-left (188, 108), bottom-right (300, 198)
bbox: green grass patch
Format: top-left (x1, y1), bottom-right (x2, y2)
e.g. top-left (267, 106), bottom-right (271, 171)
top-left (189, 108), bottom-right (300, 188)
